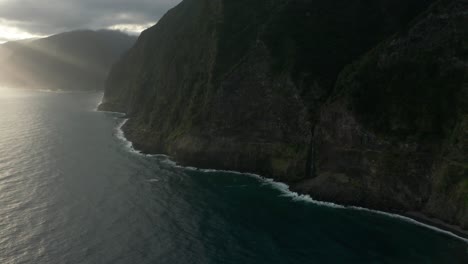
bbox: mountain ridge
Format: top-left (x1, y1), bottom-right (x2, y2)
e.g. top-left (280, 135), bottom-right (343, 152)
top-left (0, 30), bottom-right (136, 91)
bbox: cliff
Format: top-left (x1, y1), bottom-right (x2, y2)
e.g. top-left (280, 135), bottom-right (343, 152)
top-left (303, 0), bottom-right (468, 228)
top-left (0, 30), bottom-right (136, 91)
top-left (100, 0), bottom-right (467, 229)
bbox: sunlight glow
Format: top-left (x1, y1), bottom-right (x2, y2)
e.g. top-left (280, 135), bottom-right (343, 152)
top-left (0, 39), bottom-right (109, 90)
top-left (107, 22), bottom-right (156, 35)
top-left (0, 86), bottom-right (24, 98)
top-left (0, 22), bottom-right (45, 43)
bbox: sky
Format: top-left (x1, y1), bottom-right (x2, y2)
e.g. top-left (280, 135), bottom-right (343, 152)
top-left (0, 0), bottom-right (182, 43)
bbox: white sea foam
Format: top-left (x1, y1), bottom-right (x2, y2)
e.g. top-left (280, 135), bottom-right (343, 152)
top-left (252, 175), bottom-right (468, 242)
top-left (99, 110), bottom-right (126, 115)
top-left (157, 161), bottom-right (468, 243)
top-left (94, 93), bottom-right (126, 114)
top-left (147, 179), bottom-right (160, 183)
top-left (160, 158), bottom-right (179, 167)
top-left (250, 174), bottom-right (347, 209)
top-left (115, 119), bottom-right (143, 156)
top-left (114, 118), bottom-right (162, 158)
top-left (94, 92), bottom-right (105, 111)
top-left (110, 116), bottom-right (468, 244)
top-left (348, 206), bottom-right (468, 243)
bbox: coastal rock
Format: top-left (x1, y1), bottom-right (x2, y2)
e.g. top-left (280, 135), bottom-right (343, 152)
top-left (101, 0), bottom-right (433, 180)
top-left (100, 0), bottom-right (468, 230)
top-left (303, 0), bottom-right (468, 227)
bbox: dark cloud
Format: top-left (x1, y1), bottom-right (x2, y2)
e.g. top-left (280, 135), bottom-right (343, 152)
top-left (0, 0), bottom-right (181, 36)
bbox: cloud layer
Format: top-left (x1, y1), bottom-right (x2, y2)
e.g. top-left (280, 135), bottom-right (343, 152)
top-left (0, 0), bottom-right (181, 40)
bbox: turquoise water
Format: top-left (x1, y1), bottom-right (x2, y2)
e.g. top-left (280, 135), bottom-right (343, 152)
top-left (0, 88), bottom-right (467, 263)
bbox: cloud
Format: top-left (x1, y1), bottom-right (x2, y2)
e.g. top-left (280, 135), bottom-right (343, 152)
top-left (0, 0), bottom-right (181, 40)
top-left (0, 19), bottom-right (46, 43)
top-left (108, 23), bottom-right (156, 35)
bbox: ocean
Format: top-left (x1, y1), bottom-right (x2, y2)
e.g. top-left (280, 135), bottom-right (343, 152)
top-left (0, 88), bottom-right (467, 264)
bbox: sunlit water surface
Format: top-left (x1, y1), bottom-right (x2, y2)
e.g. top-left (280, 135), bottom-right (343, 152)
top-left (0, 88), bottom-right (467, 264)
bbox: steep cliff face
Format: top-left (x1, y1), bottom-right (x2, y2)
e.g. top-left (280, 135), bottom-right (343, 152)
top-left (101, 0), bottom-right (467, 229)
top-left (300, 0), bottom-right (468, 228)
top-left (101, 0), bottom-right (434, 180)
top-left (0, 30), bottom-right (136, 91)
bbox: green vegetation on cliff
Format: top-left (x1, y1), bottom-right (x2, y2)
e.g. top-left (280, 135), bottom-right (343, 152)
top-left (101, 0), bottom-right (467, 229)
top-left (320, 0), bottom-right (468, 227)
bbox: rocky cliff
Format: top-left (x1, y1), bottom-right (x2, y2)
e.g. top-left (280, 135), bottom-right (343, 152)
top-left (101, 0), bottom-right (467, 229)
top-left (0, 30), bottom-right (136, 91)
top-left (303, 0), bottom-right (468, 228)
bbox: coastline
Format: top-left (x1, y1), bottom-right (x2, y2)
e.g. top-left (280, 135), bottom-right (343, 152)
top-left (100, 110), bottom-right (468, 244)
top-left (404, 212), bottom-right (468, 242)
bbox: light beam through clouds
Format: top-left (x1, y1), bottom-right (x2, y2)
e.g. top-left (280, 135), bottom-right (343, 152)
top-left (0, 0), bottom-right (181, 42)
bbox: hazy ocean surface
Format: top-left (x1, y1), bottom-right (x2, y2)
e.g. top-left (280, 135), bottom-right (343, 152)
top-left (0, 88), bottom-right (467, 264)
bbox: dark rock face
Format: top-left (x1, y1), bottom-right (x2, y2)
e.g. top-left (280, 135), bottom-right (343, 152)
top-left (305, 0), bottom-right (468, 228)
top-left (101, 0), bottom-right (467, 228)
top-left (0, 30), bottom-right (136, 91)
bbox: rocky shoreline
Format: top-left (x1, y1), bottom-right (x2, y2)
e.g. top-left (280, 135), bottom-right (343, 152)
top-left (103, 112), bottom-right (468, 242)
top-left (100, 0), bottom-right (468, 240)
top-left (405, 212), bottom-right (468, 241)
